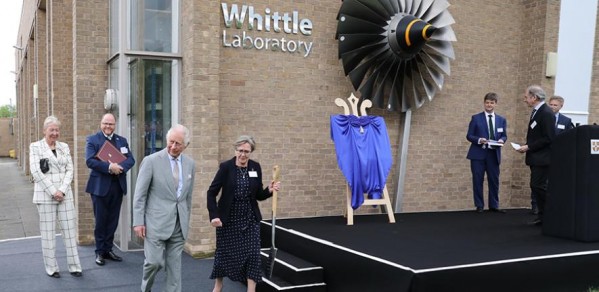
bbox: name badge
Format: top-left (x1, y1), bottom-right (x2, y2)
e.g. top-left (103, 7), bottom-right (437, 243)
top-left (248, 171), bottom-right (258, 177)
top-left (120, 147), bottom-right (128, 154)
top-left (557, 124), bottom-right (565, 130)
top-left (530, 121), bottom-right (537, 129)
top-left (497, 128), bottom-right (504, 133)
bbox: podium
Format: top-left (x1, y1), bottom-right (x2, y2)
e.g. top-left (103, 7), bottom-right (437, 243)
top-left (543, 125), bottom-right (599, 241)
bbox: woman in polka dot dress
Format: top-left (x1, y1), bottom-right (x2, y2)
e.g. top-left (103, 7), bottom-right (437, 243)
top-left (207, 135), bottom-right (281, 292)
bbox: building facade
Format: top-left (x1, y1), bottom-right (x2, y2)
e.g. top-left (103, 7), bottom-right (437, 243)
top-left (12, 0), bottom-right (599, 255)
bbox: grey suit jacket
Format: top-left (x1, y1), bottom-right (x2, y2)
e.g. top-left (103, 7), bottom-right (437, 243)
top-left (132, 148), bottom-right (196, 240)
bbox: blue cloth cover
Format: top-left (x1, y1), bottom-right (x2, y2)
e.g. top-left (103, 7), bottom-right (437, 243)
top-left (330, 115), bottom-right (392, 209)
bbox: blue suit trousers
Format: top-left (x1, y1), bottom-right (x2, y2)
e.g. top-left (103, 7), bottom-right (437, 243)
top-left (91, 179), bottom-right (123, 254)
top-left (470, 149), bottom-right (500, 209)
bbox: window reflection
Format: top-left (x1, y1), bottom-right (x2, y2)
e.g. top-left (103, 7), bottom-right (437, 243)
top-left (131, 0), bottom-right (175, 52)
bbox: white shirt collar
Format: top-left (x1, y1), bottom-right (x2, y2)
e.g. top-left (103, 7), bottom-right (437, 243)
top-left (533, 102), bottom-right (544, 111)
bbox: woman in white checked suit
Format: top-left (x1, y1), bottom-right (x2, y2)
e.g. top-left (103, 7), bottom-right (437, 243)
top-left (29, 116), bottom-right (82, 278)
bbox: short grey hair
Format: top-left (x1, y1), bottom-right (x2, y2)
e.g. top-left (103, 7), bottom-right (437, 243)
top-left (233, 135), bottom-right (256, 152)
top-left (549, 95), bottom-right (564, 104)
top-left (527, 85), bottom-right (546, 101)
top-left (166, 124), bottom-right (191, 145)
top-left (43, 116), bottom-right (61, 130)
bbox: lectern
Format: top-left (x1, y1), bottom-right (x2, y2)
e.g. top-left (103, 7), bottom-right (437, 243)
top-left (543, 125), bottom-right (599, 241)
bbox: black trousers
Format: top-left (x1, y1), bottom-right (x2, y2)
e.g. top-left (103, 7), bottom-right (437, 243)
top-left (530, 165), bottom-right (549, 217)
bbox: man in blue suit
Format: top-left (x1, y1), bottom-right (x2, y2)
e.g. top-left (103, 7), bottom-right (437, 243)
top-left (467, 92), bottom-right (507, 213)
top-left (86, 113), bottom-right (135, 265)
top-left (548, 95), bottom-right (574, 135)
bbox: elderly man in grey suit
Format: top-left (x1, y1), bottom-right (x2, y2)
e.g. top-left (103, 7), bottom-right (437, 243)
top-left (133, 124), bottom-right (196, 292)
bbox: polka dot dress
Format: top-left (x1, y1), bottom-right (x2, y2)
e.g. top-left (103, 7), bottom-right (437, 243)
top-left (210, 166), bottom-right (263, 283)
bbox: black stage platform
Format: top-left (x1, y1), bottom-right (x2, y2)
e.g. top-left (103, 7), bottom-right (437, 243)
top-left (261, 209), bottom-right (599, 292)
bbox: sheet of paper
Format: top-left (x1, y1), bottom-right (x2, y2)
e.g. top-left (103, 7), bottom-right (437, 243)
top-left (510, 142), bottom-right (521, 150)
top-left (487, 140), bottom-right (504, 147)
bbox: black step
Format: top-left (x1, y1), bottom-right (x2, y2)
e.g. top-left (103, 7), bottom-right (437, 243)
top-left (261, 248), bottom-right (326, 290)
top-left (257, 274), bottom-right (326, 292)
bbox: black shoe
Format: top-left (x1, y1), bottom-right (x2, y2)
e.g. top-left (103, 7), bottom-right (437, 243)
top-left (48, 272), bottom-right (60, 278)
top-left (70, 271), bottom-right (82, 277)
top-left (104, 251), bottom-right (123, 262)
top-left (528, 218), bottom-right (543, 226)
top-left (95, 254), bottom-right (105, 266)
top-left (531, 207), bottom-right (539, 215)
top-left (476, 207), bottom-right (483, 213)
top-left (489, 208), bottom-right (506, 213)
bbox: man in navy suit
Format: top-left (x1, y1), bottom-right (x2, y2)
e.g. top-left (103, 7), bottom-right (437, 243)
top-left (86, 113), bottom-right (135, 265)
top-left (548, 95), bottom-right (574, 135)
top-left (467, 92), bottom-right (508, 213)
top-left (517, 85), bottom-right (556, 225)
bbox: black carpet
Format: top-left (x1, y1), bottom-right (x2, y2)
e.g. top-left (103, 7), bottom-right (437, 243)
top-left (275, 209), bottom-right (599, 269)
top-left (265, 209), bottom-right (599, 291)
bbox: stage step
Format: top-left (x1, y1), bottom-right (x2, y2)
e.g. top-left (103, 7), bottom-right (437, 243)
top-left (259, 248), bottom-right (326, 292)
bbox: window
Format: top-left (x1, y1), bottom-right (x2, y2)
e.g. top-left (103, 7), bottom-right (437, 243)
top-left (129, 59), bottom-right (174, 156)
top-left (109, 0), bottom-right (180, 251)
top-left (130, 0), bottom-right (178, 53)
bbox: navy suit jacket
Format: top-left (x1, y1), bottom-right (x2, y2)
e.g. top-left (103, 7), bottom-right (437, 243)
top-left (555, 113), bottom-right (574, 135)
top-left (466, 112), bottom-right (507, 163)
top-left (85, 131), bottom-right (135, 197)
top-left (207, 157), bottom-right (272, 225)
top-left (526, 103), bottom-right (556, 166)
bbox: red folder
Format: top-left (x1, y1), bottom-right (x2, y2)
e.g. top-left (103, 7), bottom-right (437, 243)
top-left (97, 140), bottom-right (127, 164)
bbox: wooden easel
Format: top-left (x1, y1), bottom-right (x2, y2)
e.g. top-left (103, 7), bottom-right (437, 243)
top-left (334, 93), bottom-right (396, 225)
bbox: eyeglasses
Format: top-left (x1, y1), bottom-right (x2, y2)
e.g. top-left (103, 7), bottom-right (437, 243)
top-left (236, 149), bottom-right (251, 155)
top-left (102, 122), bottom-right (115, 126)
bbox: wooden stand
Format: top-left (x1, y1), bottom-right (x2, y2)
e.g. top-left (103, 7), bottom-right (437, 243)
top-left (335, 94), bottom-right (396, 225)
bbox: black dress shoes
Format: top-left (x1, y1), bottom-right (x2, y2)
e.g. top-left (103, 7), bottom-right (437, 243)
top-left (95, 254), bottom-right (105, 266)
top-left (531, 207), bottom-right (539, 215)
top-left (70, 271), bottom-right (83, 277)
top-left (48, 272), bottom-right (60, 278)
top-left (489, 208), bottom-right (506, 213)
top-left (528, 218), bottom-right (543, 226)
top-left (104, 251), bottom-right (123, 262)
top-left (476, 207), bottom-right (483, 213)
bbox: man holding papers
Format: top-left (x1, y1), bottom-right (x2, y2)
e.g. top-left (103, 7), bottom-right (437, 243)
top-left (86, 113), bottom-right (135, 265)
top-left (467, 92), bottom-right (507, 213)
top-left (517, 85), bottom-right (556, 226)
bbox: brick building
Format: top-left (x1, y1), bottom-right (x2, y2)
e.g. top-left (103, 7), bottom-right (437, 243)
top-left (12, 0), bottom-right (599, 256)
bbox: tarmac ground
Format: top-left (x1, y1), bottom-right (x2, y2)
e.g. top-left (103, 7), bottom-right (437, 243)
top-left (0, 157), bottom-right (245, 291)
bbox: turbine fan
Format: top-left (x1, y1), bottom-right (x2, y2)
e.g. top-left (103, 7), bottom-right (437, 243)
top-left (336, 0), bottom-right (456, 112)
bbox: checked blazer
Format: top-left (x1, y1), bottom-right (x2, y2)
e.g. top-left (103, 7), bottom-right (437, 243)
top-left (29, 139), bottom-right (74, 204)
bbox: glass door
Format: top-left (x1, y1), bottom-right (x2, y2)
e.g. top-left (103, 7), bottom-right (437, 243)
top-left (128, 58), bottom-right (173, 248)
